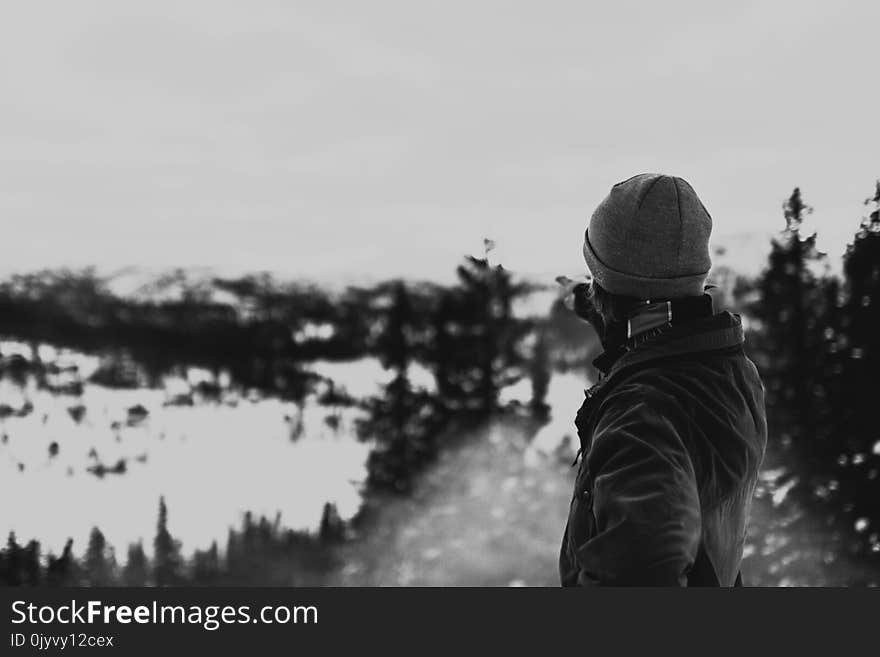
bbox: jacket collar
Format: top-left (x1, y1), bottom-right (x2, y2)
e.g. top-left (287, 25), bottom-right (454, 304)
top-left (573, 309), bottom-right (745, 467)
top-left (591, 309), bottom-right (746, 380)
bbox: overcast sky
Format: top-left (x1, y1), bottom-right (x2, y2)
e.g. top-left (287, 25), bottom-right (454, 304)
top-left (1, 0), bottom-right (877, 284)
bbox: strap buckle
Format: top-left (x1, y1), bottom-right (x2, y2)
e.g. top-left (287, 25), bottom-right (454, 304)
top-left (626, 300), bottom-right (672, 339)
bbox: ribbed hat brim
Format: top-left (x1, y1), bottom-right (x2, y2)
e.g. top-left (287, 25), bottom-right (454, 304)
top-left (583, 231), bottom-right (709, 299)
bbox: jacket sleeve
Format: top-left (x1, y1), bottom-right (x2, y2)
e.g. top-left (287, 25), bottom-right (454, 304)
top-left (574, 385), bottom-right (701, 586)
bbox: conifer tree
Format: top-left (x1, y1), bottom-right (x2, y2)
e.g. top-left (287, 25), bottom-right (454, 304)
top-left (46, 539), bottom-right (77, 586)
top-left (360, 282), bottom-right (435, 491)
top-left (318, 502), bottom-right (345, 543)
top-left (153, 497), bottom-right (183, 586)
top-left (445, 254), bottom-right (532, 414)
top-left (836, 181), bottom-right (880, 540)
top-left (122, 541), bottom-right (149, 586)
top-left (430, 290), bottom-right (457, 411)
top-left (752, 188), bottom-right (831, 463)
top-left (1, 532), bottom-right (23, 586)
top-left (191, 541), bottom-right (221, 585)
top-left (529, 329), bottom-right (551, 419)
top-left (84, 527), bottom-right (116, 586)
top-left (21, 539), bottom-right (42, 586)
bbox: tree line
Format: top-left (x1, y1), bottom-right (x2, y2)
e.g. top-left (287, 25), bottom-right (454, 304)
top-left (0, 497), bottom-right (341, 587)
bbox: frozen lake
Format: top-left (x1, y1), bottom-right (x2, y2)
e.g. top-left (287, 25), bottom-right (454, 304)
top-left (0, 341), bottom-right (409, 559)
top-left (0, 333), bottom-right (583, 564)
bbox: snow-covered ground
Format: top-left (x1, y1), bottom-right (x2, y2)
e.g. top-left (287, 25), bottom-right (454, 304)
top-left (523, 371), bottom-right (589, 466)
top-left (0, 357), bottom-right (373, 558)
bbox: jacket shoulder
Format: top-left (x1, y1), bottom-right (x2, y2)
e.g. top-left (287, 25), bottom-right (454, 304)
top-left (586, 378), bottom-right (695, 475)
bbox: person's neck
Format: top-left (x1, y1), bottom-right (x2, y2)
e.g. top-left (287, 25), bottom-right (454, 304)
top-left (595, 294), bottom-right (715, 372)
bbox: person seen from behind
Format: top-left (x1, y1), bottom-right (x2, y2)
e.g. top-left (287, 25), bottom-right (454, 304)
top-left (558, 173), bottom-right (768, 586)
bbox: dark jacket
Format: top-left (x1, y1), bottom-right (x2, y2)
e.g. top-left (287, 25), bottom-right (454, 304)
top-left (559, 308), bottom-right (767, 586)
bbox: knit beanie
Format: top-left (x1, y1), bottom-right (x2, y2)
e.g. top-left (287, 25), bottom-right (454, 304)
top-left (583, 173), bottom-right (713, 299)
